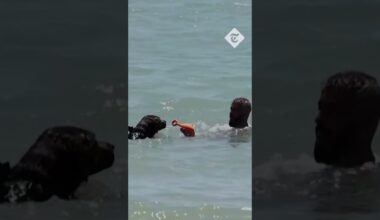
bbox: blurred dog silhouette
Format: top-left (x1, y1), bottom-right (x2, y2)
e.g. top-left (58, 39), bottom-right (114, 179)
top-left (0, 126), bottom-right (114, 202)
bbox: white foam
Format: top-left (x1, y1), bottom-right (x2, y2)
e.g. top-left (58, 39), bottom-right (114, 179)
top-left (192, 121), bottom-right (251, 138)
top-left (160, 100), bottom-right (176, 113)
top-left (233, 2), bottom-right (251, 7)
top-left (254, 154), bottom-right (324, 180)
top-left (241, 207), bottom-right (252, 211)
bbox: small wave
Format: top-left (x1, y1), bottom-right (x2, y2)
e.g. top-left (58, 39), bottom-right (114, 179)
top-left (194, 121), bottom-right (251, 138)
top-left (128, 121), bottom-right (251, 143)
top-left (254, 154), bottom-right (323, 180)
top-left (160, 100), bottom-right (176, 113)
top-left (74, 179), bottom-right (124, 201)
top-left (129, 201), bottom-right (250, 220)
top-left (241, 207), bottom-right (251, 211)
top-left (254, 154), bottom-right (380, 206)
top-left (233, 2), bottom-right (251, 7)
top-left (102, 98), bottom-right (127, 112)
top-left (96, 85), bottom-right (114, 94)
top-left (95, 83), bottom-right (126, 95)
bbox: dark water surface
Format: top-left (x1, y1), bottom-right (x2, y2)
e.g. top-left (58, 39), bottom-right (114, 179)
top-left (0, 0), bottom-right (127, 219)
top-left (253, 0), bottom-right (380, 219)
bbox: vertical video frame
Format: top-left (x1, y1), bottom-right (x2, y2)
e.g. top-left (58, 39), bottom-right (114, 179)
top-left (129, 0), bottom-right (252, 219)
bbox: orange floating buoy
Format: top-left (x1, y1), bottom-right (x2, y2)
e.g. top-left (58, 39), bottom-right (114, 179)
top-left (172, 119), bottom-right (195, 137)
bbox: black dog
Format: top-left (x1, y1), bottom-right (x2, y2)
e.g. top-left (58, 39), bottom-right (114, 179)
top-left (128, 115), bottom-right (166, 139)
top-left (0, 126), bottom-right (114, 202)
top-left (314, 71), bottom-right (380, 167)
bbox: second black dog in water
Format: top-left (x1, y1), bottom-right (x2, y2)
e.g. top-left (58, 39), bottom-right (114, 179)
top-left (128, 115), bottom-right (166, 139)
top-left (0, 126), bottom-right (115, 202)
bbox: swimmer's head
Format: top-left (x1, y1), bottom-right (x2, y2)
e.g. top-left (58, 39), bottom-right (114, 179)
top-left (314, 71), bottom-right (380, 167)
top-left (229, 97), bottom-right (252, 128)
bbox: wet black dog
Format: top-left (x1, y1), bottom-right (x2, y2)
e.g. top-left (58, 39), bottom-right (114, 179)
top-left (0, 126), bottom-right (114, 202)
top-left (314, 71), bottom-right (380, 167)
top-left (128, 115), bottom-right (166, 139)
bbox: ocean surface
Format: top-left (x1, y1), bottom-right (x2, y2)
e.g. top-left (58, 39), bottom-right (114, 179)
top-left (129, 0), bottom-right (252, 220)
top-left (0, 0), bottom-right (127, 219)
top-left (253, 0), bottom-right (380, 219)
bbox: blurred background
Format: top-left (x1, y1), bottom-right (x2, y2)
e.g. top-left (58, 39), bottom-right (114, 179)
top-left (0, 0), bottom-right (127, 219)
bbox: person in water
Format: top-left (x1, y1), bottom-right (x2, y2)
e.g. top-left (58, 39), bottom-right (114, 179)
top-left (314, 71), bottom-right (380, 168)
top-left (172, 97), bottom-right (252, 137)
top-left (229, 97), bottom-right (252, 128)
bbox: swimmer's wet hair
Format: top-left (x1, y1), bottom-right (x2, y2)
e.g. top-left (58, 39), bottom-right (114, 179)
top-left (232, 97), bottom-right (252, 112)
top-left (321, 71), bottom-right (380, 117)
top-left (323, 70), bottom-right (380, 100)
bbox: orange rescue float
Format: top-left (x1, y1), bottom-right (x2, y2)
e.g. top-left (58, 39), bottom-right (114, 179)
top-left (172, 119), bottom-right (195, 137)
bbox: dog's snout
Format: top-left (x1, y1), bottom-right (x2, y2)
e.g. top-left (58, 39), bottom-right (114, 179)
top-left (162, 120), bottom-right (167, 127)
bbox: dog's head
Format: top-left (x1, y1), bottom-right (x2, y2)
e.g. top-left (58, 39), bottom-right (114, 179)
top-left (39, 126), bottom-right (115, 176)
top-left (314, 71), bottom-right (380, 167)
top-left (229, 97), bottom-right (251, 128)
top-left (134, 115), bottom-right (166, 138)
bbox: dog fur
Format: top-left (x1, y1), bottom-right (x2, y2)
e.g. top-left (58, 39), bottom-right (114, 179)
top-left (0, 126), bottom-right (114, 202)
top-left (128, 115), bottom-right (166, 139)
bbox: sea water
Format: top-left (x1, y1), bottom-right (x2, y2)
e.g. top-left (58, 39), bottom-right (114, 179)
top-left (129, 0), bottom-right (252, 219)
top-left (253, 0), bottom-right (380, 219)
top-left (0, 0), bottom-right (127, 219)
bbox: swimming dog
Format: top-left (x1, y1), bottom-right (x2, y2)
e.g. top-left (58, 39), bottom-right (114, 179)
top-left (128, 115), bottom-right (166, 139)
top-left (0, 126), bottom-right (114, 202)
